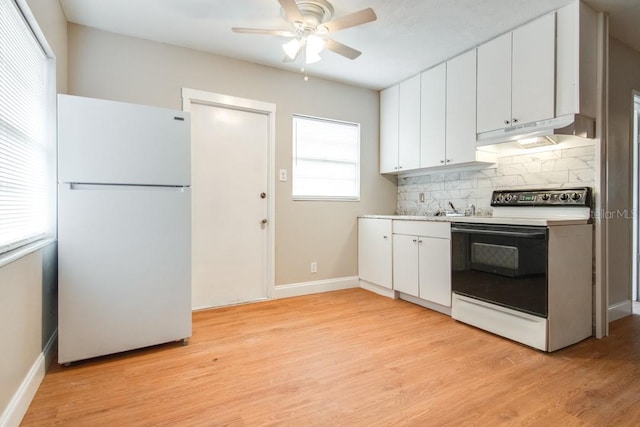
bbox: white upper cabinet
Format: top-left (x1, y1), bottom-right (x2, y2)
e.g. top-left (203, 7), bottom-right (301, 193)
top-left (380, 75), bottom-right (420, 173)
top-left (380, 85), bottom-right (399, 174)
top-left (511, 12), bottom-right (556, 126)
top-left (477, 13), bottom-right (556, 133)
top-left (556, 1), bottom-right (598, 119)
top-left (477, 33), bottom-right (512, 133)
top-left (398, 75), bottom-right (421, 172)
top-left (420, 63), bottom-right (446, 168)
top-left (420, 50), bottom-right (479, 168)
top-left (445, 50), bottom-right (477, 165)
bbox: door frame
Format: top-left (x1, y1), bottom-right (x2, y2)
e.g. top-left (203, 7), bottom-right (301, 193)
top-left (181, 87), bottom-right (276, 300)
top-left (632, 91), bottom-right (640, 308)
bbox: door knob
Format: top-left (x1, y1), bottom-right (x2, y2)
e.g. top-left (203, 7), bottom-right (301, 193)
top-left (260, 192), bottom-right (267, 199)
top-left (261, 219), bottom-right (268, 224)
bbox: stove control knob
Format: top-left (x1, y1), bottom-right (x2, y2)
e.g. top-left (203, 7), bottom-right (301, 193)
top-left (496, 194), bottom-right (505, 203)
top-left (505, 194), bottom-right (513, 202)
top-left (541, 193), bottom-right (550, 201)
top-left (559, 193), bottom-right (569, 202)
top-left (571, 192), bottom-right (581, 201)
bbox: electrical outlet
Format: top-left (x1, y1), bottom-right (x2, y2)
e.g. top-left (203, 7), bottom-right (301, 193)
top-left (279, 169), bottom-right (287, 182)
top-left (310, 262), bottom-right (317, 273)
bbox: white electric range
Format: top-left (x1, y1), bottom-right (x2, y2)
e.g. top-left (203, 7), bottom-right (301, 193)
top-left (450, 187), bottom-right (593, 352)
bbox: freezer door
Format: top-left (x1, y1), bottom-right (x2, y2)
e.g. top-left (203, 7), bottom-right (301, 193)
top-left (58, 94), bottom-right (190, 185)
top-left (58, 183), bottom-right (191, 364)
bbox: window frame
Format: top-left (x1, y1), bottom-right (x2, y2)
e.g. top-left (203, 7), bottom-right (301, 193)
top-left (291, 114), bottom-right (361, 202)
top-left (0, 0), bottom-right (56, 262)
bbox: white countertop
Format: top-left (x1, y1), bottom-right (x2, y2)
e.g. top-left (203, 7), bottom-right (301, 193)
top-left (359, 215), bottom-right (591, 226)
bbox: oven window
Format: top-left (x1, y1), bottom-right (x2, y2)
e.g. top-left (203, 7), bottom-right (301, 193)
top-left (451, 225), bottom-right (548, 317)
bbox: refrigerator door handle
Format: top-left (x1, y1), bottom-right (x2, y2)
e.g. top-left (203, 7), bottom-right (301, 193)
top-left (67, 183), bottom-right (188, 192)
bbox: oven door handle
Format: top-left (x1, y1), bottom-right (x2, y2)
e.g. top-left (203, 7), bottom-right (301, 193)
top-left (450, 226), bottom-right (546, 239)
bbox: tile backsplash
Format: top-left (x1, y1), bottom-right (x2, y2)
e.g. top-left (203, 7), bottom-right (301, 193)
top-left (397, 143), bottom-right (596, 216)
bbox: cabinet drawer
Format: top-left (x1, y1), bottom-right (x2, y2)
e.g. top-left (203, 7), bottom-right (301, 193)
top-left (393, 220), bottom-right (450, 239)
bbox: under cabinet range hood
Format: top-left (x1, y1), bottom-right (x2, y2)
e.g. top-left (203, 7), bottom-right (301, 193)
top-left (475, 114), bottom-right (596, 153)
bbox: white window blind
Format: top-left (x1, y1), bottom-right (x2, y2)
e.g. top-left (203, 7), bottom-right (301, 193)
top-left (292, 115), bottom-right (360, 200)
top-left (0, 0), bottom-right (48, 253)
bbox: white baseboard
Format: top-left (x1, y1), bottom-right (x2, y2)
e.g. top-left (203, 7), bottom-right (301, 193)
top-left (359, 280), bottom-right (396, 299)
top-left (609, 299), bottom-right (633, 322)
top-left (273, 276), bottom-right (359, 299)
top-left (0, 330), bottom-right (56, 427)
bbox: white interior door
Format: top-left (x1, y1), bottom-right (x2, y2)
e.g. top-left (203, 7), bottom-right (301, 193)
top-left (190, 101), bottom-right (270, 309)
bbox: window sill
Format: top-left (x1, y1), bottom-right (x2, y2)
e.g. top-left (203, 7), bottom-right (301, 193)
top-left (0, 238), bottom-right (57, 269)
top-left (293, 197), bottom-right (360, 202)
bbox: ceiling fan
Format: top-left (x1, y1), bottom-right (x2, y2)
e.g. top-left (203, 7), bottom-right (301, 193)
top-left (232, 0), bottom-right (377, 64)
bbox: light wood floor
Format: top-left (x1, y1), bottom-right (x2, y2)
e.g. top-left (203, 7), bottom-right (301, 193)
top-left (22, 289), bottom-right (640, 426)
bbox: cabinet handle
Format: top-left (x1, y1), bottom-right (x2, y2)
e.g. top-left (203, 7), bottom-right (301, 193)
top-left (440, 160), bottom-right (445, 164)
top-left (383, 235), bottom-right (388, 239)
top-left (418, 240), bottom-right (423, 244)
top-left (504, 120), bottom-right (510, 125)
top-left (446, 159), bottom-right (451, 163)
top-left (412, 239), bottom-right (417, 243)
top-left (512, 118), bottom-right (518, 123)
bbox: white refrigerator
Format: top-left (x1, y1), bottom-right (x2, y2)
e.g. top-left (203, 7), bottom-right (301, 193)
top-left (57, 94), bottom-right (192, 364)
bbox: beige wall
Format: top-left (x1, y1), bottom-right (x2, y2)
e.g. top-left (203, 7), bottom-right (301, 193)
top-left (67, 23), bottom-right (397, 286)
top-left (0, 252), bottom-right (43, 412)
top-left (26, 0), bottom-right (68, 94)
top-left (607, 37), bottom-right (640, 307)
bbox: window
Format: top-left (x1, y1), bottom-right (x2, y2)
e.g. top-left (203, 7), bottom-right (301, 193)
top-left (0, 0), bottom-right (51, 254)
top-left (292, 115), bottom-right (360, 200)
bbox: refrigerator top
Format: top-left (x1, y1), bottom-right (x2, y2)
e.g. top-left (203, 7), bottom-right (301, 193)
top-left (58, 95), bottom-right (191, 186)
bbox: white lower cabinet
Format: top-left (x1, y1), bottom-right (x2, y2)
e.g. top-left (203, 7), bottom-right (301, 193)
top-left (392, 221), bottom-right (451, 307)
top-left (418, 236), bottom-right (451, 307)
top-left (358, 218), bottom-right (392, 289)
top-left (392, 234), bottom-right (420, 296)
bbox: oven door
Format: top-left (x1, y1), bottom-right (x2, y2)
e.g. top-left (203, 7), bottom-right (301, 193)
top-left (451, 223), bottom-right (548, 317)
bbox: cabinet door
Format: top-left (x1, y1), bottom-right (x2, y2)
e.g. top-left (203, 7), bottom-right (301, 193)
top-left (358, 218), bottom-right (393, 289)
top-left (477, 32), bottom-right (512, 133)
top-left (393, 234), bottom-right (419, 297)
top-left (512, 13), bottom-right (555, 126)
top-left (418, 237), bottom-right (452, 307)
top-left (446, 50), bottom-right (477, 165)
top-left (420, 64), bottom-right (446, 168)
top-left (380, 85), bottom-right (399, 174)
top-left (398, 75), bottom-right (421, 172)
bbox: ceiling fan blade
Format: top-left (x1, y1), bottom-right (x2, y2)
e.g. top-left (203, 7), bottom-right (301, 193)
top-left (277, 0), bottom-right (305, 24)
top-left (232, 27), bottom-right (295, 37)
top-left (321, 8), bottom-right (377, 33)
top-left (325, 39), bottom-right (362, 60)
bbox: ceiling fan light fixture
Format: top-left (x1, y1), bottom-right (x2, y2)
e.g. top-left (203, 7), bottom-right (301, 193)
top-left (305, 34), bottom-right (324, 64)
top-left (283, 38), bottom-right (302, 59)
top-left (305, 48), bottom-right (321, 64)
top-left (306, 34), bottom-right (324, 54)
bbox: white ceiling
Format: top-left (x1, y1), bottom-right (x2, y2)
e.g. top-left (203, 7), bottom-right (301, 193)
top-left (59, 0), bottom-right (640, 90)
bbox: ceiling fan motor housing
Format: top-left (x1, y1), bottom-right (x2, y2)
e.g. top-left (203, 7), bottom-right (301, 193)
top-left (283, 0), bottom-right (334, 31)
